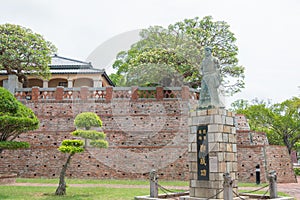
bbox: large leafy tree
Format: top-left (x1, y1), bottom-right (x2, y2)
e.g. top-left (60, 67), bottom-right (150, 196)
top-left (0, 87), bottom-right (39, 153)
top-left (231, 97), bottom-right (300, 154)
top-left (55, 112), bottom-right (108, 196)
top-left (111, 16), bottom-right (244, 95)
top-left (0, 23), bottom-right (56, 87)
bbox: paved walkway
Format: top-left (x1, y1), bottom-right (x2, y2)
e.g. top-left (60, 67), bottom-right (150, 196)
top-left (6, 177), bottom-right (300, 200)
top-left (276, 177), bottom-right (300, 200)
top-left (239, 177), bottom-right (300, 200)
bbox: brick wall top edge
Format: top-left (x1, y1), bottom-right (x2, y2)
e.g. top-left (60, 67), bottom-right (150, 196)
top-left (266, 145), bottom-right (288, 149)
top-left (236, 130), bottom-right (251, 133)
top-left (237, 145), bottom-right (266, 148)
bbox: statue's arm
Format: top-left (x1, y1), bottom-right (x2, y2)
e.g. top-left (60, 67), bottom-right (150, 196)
top-left (214, 57), bottom-right (222, 83)
top-left (199, 62), bottom-right (203, 75)
top-left (213, 57), bottom-right (220, 70)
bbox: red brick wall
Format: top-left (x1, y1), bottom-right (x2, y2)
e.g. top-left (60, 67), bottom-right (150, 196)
top-left (237, 130), bottom-right (269, 146)
top-left (237, 145), bottom-right (297, 183)
top-left (265, 145), bottom-right (296, 183)
top-left (237, 145), bottom-right (268, 183)
top-left (0, 87), bottom-right (296, 183)
top-left (0, 97), bottom-right (193, 180)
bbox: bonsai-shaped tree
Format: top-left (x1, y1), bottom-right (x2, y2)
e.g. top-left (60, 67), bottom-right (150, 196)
top-left (55, 112), bottom-right (108, 195)
top-left (0, 87), bottom-right (39, 153)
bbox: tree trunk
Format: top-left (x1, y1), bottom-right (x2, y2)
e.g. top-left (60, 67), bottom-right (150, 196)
top-left (283, 134), bottom-right (292, 155)
top-left (19, 74), bottom-right (28, 88)
top-left (55, 153), bottom-right (74, 195)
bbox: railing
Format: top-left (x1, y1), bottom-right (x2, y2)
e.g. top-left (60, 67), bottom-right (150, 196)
top-left (15, 86), bottom-right (200, 101)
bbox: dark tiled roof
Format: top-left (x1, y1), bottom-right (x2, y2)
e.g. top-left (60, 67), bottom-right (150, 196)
top-left (0, 55), bottom-right (115, 86)
top-left (50, 55), bottom-right (93, 69)
top-left (50, 69), bottom-right (105, 74)
top-left (50, 55), bottom-right (115, 86)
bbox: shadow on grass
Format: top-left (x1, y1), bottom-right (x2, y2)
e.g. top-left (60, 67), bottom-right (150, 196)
top-left (0, 194), bottom-right (10, 199)
top-left (42, 193), bottom-right (91, 200)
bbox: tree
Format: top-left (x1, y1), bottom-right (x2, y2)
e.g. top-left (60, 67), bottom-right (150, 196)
top-left (231, 97), bottom-right (300, 154)
top-left (55, 112), bottom-right (108, 196)
top-left (0, 87), bottom-right (39, 153)
top-left (0, 23), bottom-right (56, 87)
top-left (110, 16), bottom-right (245, 95)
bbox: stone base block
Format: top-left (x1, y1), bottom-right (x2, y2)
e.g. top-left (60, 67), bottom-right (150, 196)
top-left (179, 196), bottom-right (247, 200)
top-left (135, 192), bottom-right (189, 200)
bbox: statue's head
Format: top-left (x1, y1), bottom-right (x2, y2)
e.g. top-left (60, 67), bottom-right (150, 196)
top-left (204, 46), bottom-right (212, 56)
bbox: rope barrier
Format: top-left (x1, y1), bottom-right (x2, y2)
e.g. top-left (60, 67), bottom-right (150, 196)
top-left (157, 183), bottom-right (187, 194)
top-left (259, 188), bottom-right (269, 200)
top-left (243, 184), bottom-right (269, 193)
top-left (157, 183), bottom-right (188, 200)
top-left (206, 189), bottom-right (224, 200)
top-left (154, 177), bottom-right (271, 200)
top-left (157, 185), bottom-right (177, 200)
top-left (156, 183), bottom-right (272, 200)
top-left (233, 190), bottom-right (246, 200)
top-left (157, 183), bottom-right (223, 200)
top-left (237, 184), bottom-right (270, 200)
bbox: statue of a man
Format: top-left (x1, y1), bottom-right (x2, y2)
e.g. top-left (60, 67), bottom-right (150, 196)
top-left (198, 47), bottom-right (224, 109)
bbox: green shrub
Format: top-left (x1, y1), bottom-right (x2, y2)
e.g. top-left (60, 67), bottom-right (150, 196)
top-left (72, 129), bottom-right (106, 140)
top-left (90, 140), bottom-right (109, 148)
top-left (0, 87), bottom-right (19, 114)
top-left (74, 112), bottom-right (102, 130)
top-left (294, 168), bottom-right (300, 176)
top-left (0, 141), bottom-right (30, 149)
top-left (58, 140), bottom-right (84, 154)
top-left (0, 87), bottom-right (39, 151)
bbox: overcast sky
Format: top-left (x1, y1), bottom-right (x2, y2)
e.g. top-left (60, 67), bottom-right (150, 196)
top-left (1, 0), bottom-right (300, 106)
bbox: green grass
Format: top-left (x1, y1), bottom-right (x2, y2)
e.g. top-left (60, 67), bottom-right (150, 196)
top-left (0, 186), bottom-right (149, 200)
top-left (16, 178), bottom-right (188, 187)
top-left (3, 178), bottom-right (291, 199)
top-left (6, 178), bottom-right (187, 200)
top-left (237, 182), bottom-right (268, 187)
top-left (17, 178), bottom-right (275, 188)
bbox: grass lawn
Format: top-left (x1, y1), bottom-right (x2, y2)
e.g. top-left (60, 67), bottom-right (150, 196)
top-left (0, 178), bottom-right (187, 200)
top-left (16, 178), bottom-right (189, 187)
top-left (0, 178), bottom-right (291, 199)
top-left (237, 182), bottom-right (268, 187)
top-left (0, 186), bottom-right (149, 200)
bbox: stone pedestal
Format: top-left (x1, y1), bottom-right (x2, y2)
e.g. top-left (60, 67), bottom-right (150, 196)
top-left (5, 74), bottom-right (20, 93)
top-left (181, 108), bottom-right (238, 199)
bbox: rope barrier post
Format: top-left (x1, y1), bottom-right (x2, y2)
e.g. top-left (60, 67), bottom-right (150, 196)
top-left (223, 173), bottom-right (233, 200)
top-left (149, 169), bottom-right (158, 198)
top-left (268, 170), bottom-right (278, 199)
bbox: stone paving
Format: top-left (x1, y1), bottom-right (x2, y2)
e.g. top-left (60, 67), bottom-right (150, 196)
top-left (238, 177), bottom-right (300, 200)
top-left (276, 177), bottom-right (300, 200)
